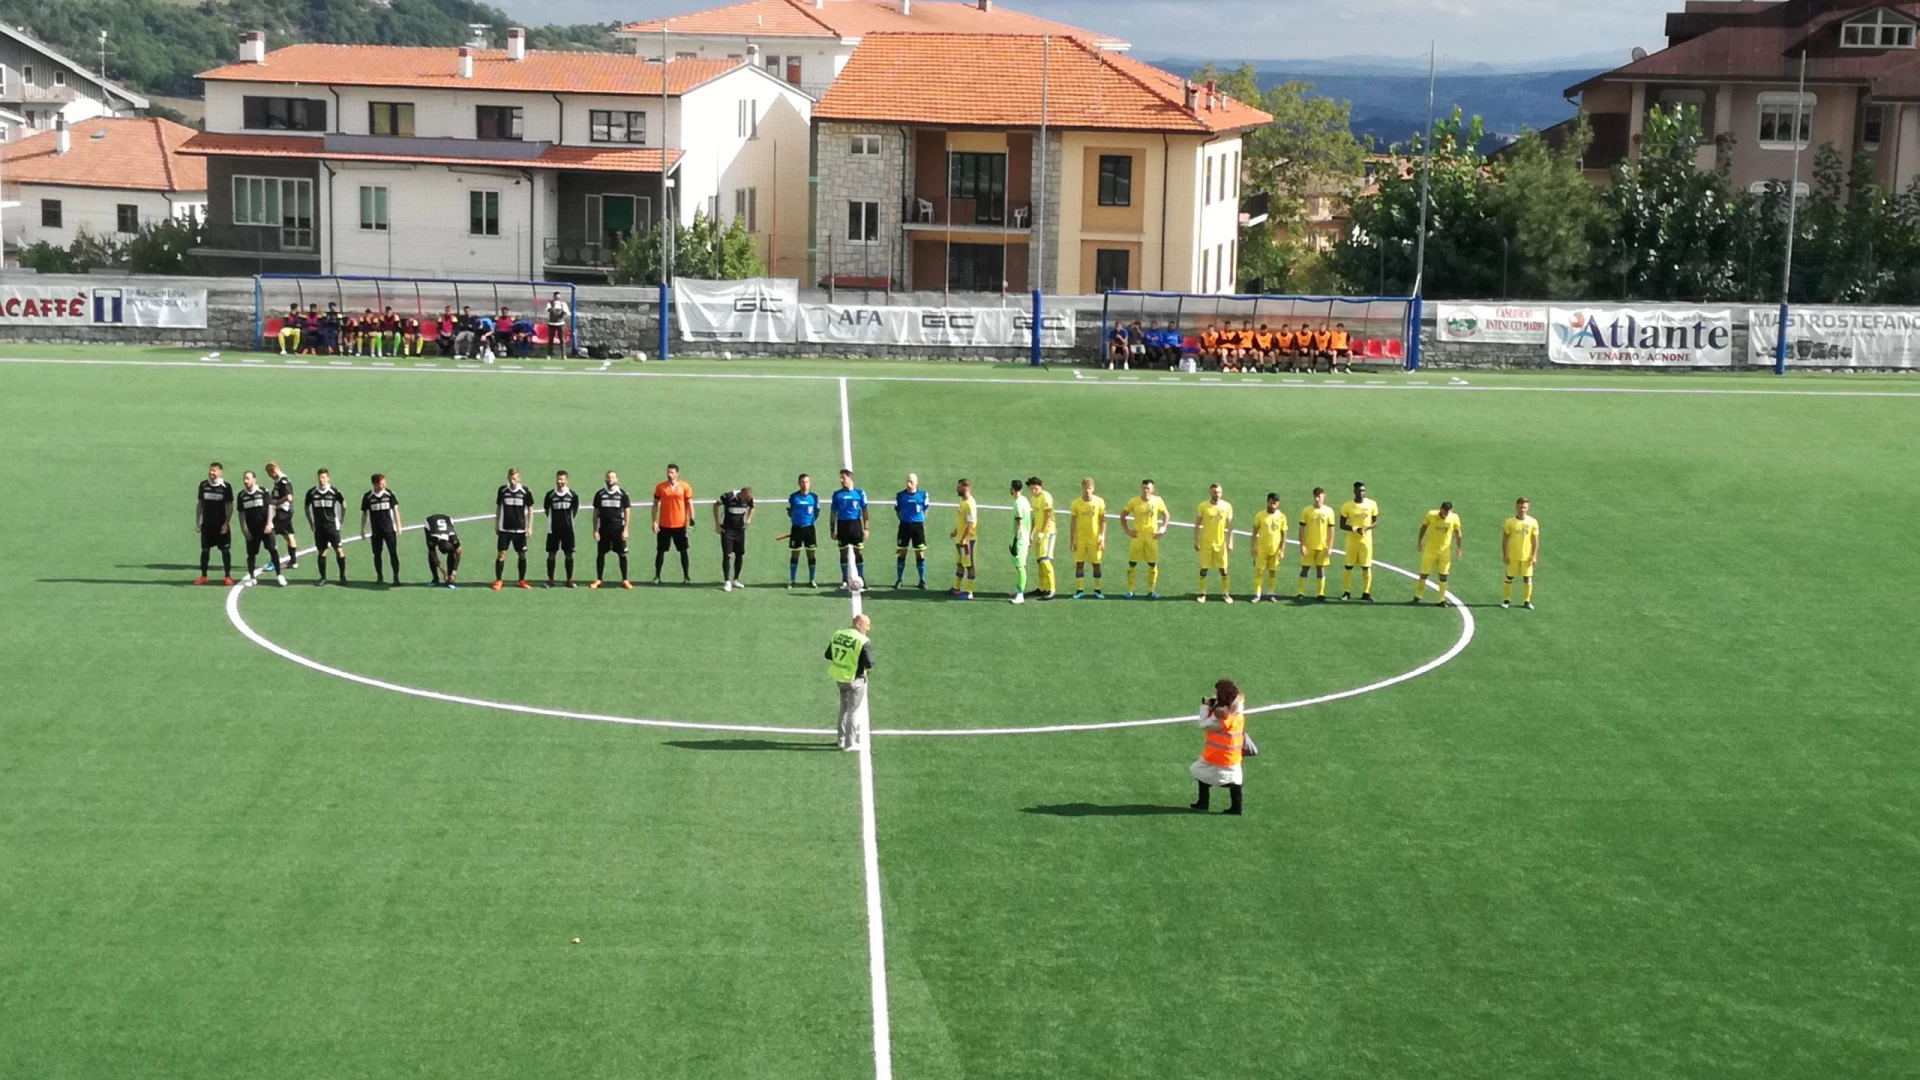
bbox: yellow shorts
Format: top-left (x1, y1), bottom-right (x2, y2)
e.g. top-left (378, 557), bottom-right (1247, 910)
top-left (1254, 548), bottom-right (1283, 571)
top-left (1300, 547), bottom-right (1330, 568)
top-left (1199, 545), bottom-right (1228, 571)
top-left (1034, 531), bottom-right (1057, 561)
top-left (1344, 538), bottom-right (1374, 568)
top-left (1128, 535), bottom-right (1160, 564)
top-left (1505, 560), bottom-right (1533, 579)
top-left (1419, 551), bottom-right (1452, 577)
top-left (1072, 539), bottom-right (1104, 565)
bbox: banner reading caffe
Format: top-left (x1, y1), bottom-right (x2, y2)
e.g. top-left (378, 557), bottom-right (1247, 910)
top-left (1547, 307), bottom-right (1733, 366)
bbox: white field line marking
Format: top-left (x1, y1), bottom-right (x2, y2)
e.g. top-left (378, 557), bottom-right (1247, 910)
top-left (371, 362), bottom-right (395, 368)
top-left (9, 354), bottom-right (1920, 399)
top-left (867, 506), bottom-right (1475, 736)
top-left (224, 513), bottom-right (832, 736)
top-left (839, 375), bottom-right (895, 1080)
top-left (328, 360), bottom-right (352, 366)
top-left (284, 359), bottom-right (309, 365)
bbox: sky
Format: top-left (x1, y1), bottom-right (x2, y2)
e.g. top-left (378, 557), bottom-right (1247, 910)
top-left (492, 0), bottom-right (1677, 66)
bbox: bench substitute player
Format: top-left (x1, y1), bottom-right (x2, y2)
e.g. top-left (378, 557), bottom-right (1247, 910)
top-left (360, 474), bottom-right (402, 585)
top-left (265, 462), bottom-right (298, 570)
top-left (424, 512), bottom-right (462, 588)
top-left (786, 474), bottom-right (820, 589)
top-left (492, 468), bottom-right (535, 590)
top-left (545, 470), bottom-right (579, 588)
top-left (589, 470), bottom-right (633, 589)
top-left (236, 471), bottom-right (286, 587)
top-left (892, 473), bottom-right (929, 589)
top-left (304, 469), bottom-right (348, 584)
top-left (194, 461), bottom-right (234, 586)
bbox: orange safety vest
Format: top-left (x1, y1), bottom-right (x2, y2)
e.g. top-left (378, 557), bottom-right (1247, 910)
top-left (1312, 331), bottom-right (1333, 350)
top-left (1274, 331), bottom-right (1294, 350)
top-left (1200, 711), bottom-right (1246, 768)
top-left (1329, 330), bottom-right (1350, 351)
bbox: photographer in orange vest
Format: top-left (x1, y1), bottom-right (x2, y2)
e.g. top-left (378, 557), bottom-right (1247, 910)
top-left (1189, 678), bottom-right (1256, 815)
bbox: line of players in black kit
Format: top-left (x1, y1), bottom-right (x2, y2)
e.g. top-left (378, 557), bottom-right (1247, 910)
top-left (192, 461), bottom-right (687, 590)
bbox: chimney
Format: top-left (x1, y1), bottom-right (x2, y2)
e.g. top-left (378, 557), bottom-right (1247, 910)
top-left (458, 47), bottom-right (474, 79)
top-left (902, 0), bottom-right (911, 14)
top-left (746, 43), bottom-right (760, 65)
top-left (506, 27), bottom-right (526, 61)
top-left (54, 116), bottom-right (68, 156)
top-left (1205, 78), bottom-right (1217, 111)
top-left (238, 30), bottom-right (266, 64)
top-left (978, 0), bottom-right (992, 8)
top-left (1183, 81), bottom-right (1197, 113)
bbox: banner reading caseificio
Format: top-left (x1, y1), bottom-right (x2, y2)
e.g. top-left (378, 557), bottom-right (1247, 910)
top-left (797, 304), bottom-right (1074, 348)
top-left (1436, 303), bottom-right (1547, 344)
top-left (1547, 306), bottom-right (1733, 366)
top-left (0, 284), bottom-right (208, 328)
top-left (1747, 306), bottom-right (1920, 368)
top-left (674, 277), bottom-right (800, 343)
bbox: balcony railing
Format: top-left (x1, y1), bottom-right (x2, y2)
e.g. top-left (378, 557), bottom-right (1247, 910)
top-left (904, 196), bottom-right (1030, 230)
top-left (0, 83), bottom-right (76, 105)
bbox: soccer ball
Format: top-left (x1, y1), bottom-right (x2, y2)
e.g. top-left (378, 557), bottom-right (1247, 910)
top-left (849, 575), bottom-right (865, 592)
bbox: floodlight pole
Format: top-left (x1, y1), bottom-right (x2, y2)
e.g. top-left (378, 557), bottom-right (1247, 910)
top-left (1407, 41), bottom-right (1437, 371)
top-left (1773, 49), bottom-right (1808, 377)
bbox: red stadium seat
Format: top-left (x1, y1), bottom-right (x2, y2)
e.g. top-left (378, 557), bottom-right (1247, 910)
top-left (260, 317), bottom-right (283, 348)
top-left (1384, 338), bottom-right (1405, 360)
top-left (531, 323), bottom-right (550, 345)
top-left (1363, 338), bottom-right (1386, 359)
top-left (1181, 335), bottom-right (1199, 354)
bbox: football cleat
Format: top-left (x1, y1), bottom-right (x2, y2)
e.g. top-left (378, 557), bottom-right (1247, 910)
top-left (589, 580), bottom-right (602, 589)
top-left (490, 581), bottom-right (503, 591)
top-left (194, 576), bottom-right (208, 586)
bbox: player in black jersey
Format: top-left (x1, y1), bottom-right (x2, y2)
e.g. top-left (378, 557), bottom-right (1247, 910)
top-left (236, 471), bottom-right (286, 586)
top-left (589, 470), bottom-right (633, 589)
top-left (714, 487), bottom-right (754, 591)
top-left (493, 467), bottom-right (534, 590)
top-left (305, 468), bottom-right (348, 584)
top-left (264, 461), bottom-right (298, 570)
top-left (544, 470), bottom-right (580, 587)
top-left (360, 474), bottom-right (402, 585)
top-left (195, 461), bottom-right (234, 585)
top-left (423, 513), bottom-right (462, 588)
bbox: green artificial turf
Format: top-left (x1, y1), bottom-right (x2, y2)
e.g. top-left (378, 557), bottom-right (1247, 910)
top-left (1, 353), bottom-right (1914, 1079)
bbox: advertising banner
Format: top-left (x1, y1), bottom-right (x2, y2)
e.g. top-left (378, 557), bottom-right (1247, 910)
top-left (797, 304), bottom-right (1074, 348)
top-left (1547, 306), bottom-right (1733, 366)
top-left (1747, 306), bottom-right (1920, 368)
top-left (0, 284), bottom-right (208, 328)
top-left (674, 277), bottom-right (800, 343)
top-left (1436, 303), bottom-right (1548, 344)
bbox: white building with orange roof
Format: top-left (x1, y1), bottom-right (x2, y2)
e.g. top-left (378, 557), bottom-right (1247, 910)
top-left (1, 117), bottom-right (205, 260)
top-left (181, 31), bottom-right (811, 281)
top-left (810, 33), bottom-right (1267, 295)
top-left (616, 0), bottom-right (1127, 100)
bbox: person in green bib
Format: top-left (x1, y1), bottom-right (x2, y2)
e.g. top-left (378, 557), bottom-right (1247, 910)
top-left (1008, 479), bottom-right (1032, 606)
top-left (825, 614), bottom-right (873, 751)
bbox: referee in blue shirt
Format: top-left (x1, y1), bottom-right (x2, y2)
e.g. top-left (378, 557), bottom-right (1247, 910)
top-left (830, 468), bottom-right (869, 590)
top-left (893, 472), bottom-right (930, 589)
top-left (785, 473), bottom-right (820, 588)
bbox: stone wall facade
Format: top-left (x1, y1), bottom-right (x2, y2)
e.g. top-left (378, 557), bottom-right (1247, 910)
top-left (813, 121), bottom-right (911, 290)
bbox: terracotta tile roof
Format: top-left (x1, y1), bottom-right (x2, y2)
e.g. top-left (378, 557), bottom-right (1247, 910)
top-left (619, 0), bottom-right (1125, 45)
top-left (178, 131), bottom-right (684, 174)
top-left (815, 34), bottom-right (1269, 133)
top-left (198, 45), bottom-right (743, 98)
top-left (1, 117), bottom-right (205, 192)
top-left (1571, 0), bottom-right (1920, 100)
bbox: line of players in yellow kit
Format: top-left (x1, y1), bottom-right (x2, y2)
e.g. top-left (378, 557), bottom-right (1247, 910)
top-left (946, 477), bottom-right (1542, 607)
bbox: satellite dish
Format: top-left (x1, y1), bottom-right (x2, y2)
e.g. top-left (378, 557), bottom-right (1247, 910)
top-left (1631, 46), bottom-right (1649, 61)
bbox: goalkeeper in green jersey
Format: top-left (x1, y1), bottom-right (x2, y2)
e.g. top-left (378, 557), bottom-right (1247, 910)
top-left (1008, 479), bottom-right (1032, 605)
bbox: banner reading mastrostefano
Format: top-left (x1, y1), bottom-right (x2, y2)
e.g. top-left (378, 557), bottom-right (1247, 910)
top-left (0, 284), bottom-right (209, 329)
top-left (1547, 307), bottom-right (1734, 366)
top-left (1748, 306), bottom-right (1920, 368)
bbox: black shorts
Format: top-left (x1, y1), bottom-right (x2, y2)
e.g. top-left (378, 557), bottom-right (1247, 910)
top-left (833, 519), bottom-right (865, 548)
top-left (720, 529), bottom-right (746, 557)
top-left (656, 526), bottom-right (688, 553)
top-left (597, 533), bottom-right (627, 554)
top-left (428, 537), bottom-right (459, 556)
top-left (788, 524), bottom-right (817, 550)
top-left (273, 511), bottom-right (296, 536)
top-left (497, 531), bottom-right (528, 553)
top-left (314, 526), bottom-right (343, 550)
top-left (547, 530), bottom-right (576, 554)
top-left (895, 521), bottom-right (927, 550)
top-left (200, 528), bottom-right (230, 549)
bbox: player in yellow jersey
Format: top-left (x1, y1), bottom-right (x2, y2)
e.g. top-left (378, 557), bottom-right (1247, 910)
top-left (1119, 479), bottom-right (1170, 599)
top-left (949, 477), bottom-right (978, 599)
top-left (1338, 480), bottom-right (1379, 601)
top-left (1501, 496), bottom-right (1540, 609)
top-left (1249, 492), bottom-right (1288, 602)
top-left (1413, 500), bottom-right (1464, 605)
top-left (1068, 477), bottom-right (1107, 599)
top-left (1025, 476), bottom-right (1058, 600)
top-left (1193, 483), bottom-right (1234, 603)
top-left (1296, 486), bottom-right (1336, 600)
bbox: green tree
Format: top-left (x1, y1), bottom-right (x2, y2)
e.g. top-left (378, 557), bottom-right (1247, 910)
top-left (1331, 109), bottom-right (1502, 298)
top-left (1190, 63), bottom-right (1368, 232)
top-left (127, 214), bottom-right (205, 274)
top-left (1484, 119), bottom-right (1611, 299)
top-left (608, 212), bottom-right (765, 286)
top-left (1605, 104), bottom-right (1747, 301)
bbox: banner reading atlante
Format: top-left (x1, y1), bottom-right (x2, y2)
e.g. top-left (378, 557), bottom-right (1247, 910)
top-left (1547, 307), bottom-right (1733, 366)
